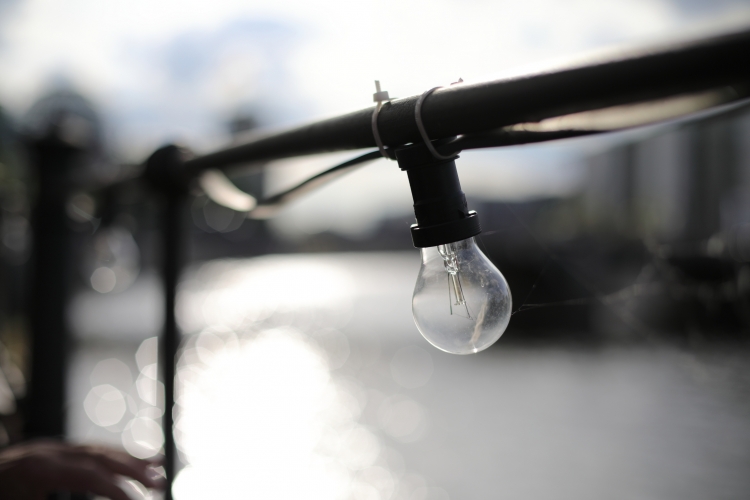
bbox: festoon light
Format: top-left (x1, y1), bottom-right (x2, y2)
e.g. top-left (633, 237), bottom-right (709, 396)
top-left (395, 141), bottom-right (512, 354)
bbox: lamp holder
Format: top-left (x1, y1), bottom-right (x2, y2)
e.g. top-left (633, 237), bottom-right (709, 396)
top-left (396, 140), bottom-right (481, 248)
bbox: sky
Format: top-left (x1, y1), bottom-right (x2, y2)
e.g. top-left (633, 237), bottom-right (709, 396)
top-left (0, 0), bottom-right (749, 237)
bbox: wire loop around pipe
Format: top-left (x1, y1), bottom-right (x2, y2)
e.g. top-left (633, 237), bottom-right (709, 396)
top-left (371, 80), bottom-right (395, 160)
top-left (371, 101), bottom-right (393, 159)
top-left (415, 86), bottom-right (459, 161)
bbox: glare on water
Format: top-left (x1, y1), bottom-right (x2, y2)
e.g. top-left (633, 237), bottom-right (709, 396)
top-left (68, 253), bottom-right (750, 500)
top-left (171, 256), bottom-right (427, 500)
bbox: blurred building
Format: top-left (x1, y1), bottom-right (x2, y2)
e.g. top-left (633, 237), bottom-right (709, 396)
top-left (583, 105), bottom-right (750, 338)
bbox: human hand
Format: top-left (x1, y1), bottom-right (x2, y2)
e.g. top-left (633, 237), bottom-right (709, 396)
top-left (0, 440), bottom-right (164, 500)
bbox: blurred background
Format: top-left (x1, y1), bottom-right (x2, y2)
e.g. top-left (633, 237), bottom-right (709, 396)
top-left (1, 0), bottom-right (750, 499)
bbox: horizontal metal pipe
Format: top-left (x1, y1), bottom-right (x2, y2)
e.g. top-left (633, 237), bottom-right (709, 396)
top-left (185, 28), bottom-right (750, 173)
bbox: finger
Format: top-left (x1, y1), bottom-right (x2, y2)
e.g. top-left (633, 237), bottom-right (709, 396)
top-left (56, 459), bottom-right (132, 500)
top-left (145, 454), bottom-right (165, 467)
top-left (75, 446), bottom-right (164, 489)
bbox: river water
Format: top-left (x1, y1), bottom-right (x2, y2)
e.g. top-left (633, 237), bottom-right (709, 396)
top-left (67, 252), bottom-right (750, 500)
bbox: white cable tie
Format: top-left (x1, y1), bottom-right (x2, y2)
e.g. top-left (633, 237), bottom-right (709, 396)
top-left (415, 79), bottom-right (463, 161)
top-left (373, 80), bottom-right (390, 102)
top-left (371, 80), bottom-right (393, 159)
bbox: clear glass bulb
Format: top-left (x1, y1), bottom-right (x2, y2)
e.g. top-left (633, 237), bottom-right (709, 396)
top-left (412, 237), bottom-right (512, 354)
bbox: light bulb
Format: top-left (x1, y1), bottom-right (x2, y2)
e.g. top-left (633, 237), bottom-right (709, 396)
top-left (412, 237), bottom-right (512, 354)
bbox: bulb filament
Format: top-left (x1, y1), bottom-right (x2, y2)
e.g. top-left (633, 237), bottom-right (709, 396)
top-left (438, 243), bottom-right (472, 319)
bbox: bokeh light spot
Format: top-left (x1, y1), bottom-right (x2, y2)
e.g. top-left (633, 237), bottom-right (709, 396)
top-left (84, 384), bottom-right (126, 427)
top-left (91, 266), bottom-right (117, 293)
top-left (390, 346), bottom-right (433, 389)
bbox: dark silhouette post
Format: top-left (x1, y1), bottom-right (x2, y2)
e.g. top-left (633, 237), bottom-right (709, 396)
top-left (145, 145), bottom-right (191, 500)
top-left (24, 91), bottom-right (101, 441)
top-left (25, 131), bottom-right (78, 439)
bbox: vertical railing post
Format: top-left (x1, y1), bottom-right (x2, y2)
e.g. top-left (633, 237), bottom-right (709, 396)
top-left (145, 146), bottom-right (190, 500)
top-left (25, 122), bottom-right (87, 440)
top-left (160, 190), bottom-right (184, 500)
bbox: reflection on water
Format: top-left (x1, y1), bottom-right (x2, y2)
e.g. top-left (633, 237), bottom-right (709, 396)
top-left (84, 358), bottom-right (133, 428)
top-left (83, 384), bottom-right (127, 427)
top-left (68, 253), bottom-right (750, 500)
top-left (77, 348), bottom-right (165, 461)
top-left (390, 346), bottom-right (433, 389)
top-left (177, 257), bottom-right (355, 334)
top-left (175, 328), bottom-right (354, 498)
top-left (172, 255), bottom-right (435, 500)
top-left (171, 323), bottom-right (437, 499)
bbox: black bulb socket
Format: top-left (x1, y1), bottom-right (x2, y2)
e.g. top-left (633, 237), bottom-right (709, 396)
top-left (395, 141), bottom-right (481, 248)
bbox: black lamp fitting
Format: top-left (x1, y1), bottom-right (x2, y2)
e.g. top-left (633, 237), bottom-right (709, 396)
top-left (396, 140), bottom-right (481, 248)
